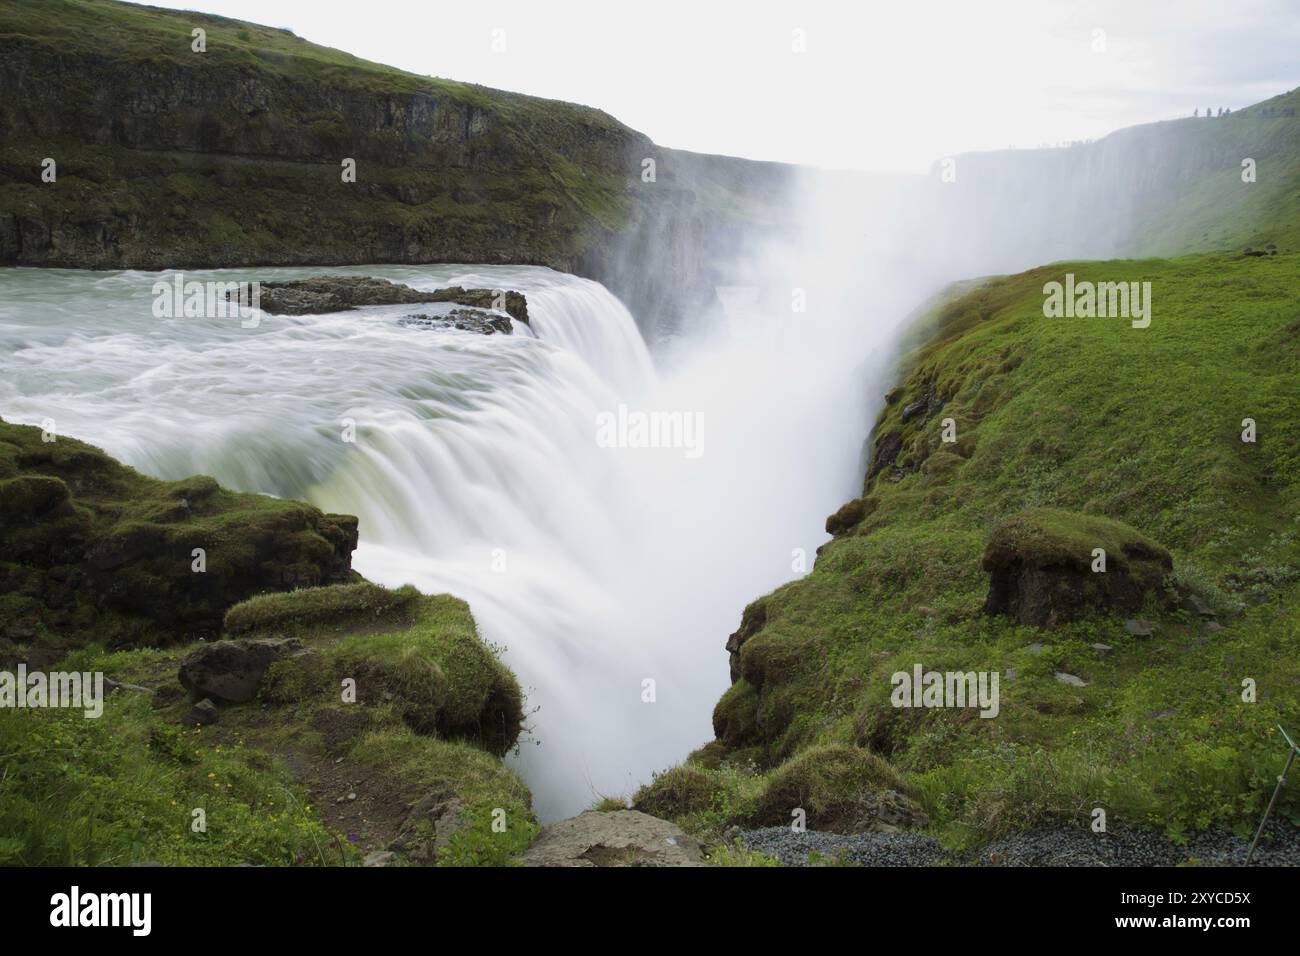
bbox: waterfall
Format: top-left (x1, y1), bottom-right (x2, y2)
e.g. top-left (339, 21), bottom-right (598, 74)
top-left (0, 247), bottom-right (897, 820)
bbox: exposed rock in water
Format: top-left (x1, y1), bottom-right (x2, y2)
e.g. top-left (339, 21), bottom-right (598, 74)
top-left (523, 810), bottom-right (703, 867)
top-left (399, 308), bottom-right (513, 336)
top-left (246, 276), bottom-right (529, 323)
top-left (982, 507), bottom-right (1172, 628)
top-left (178, 638), bottom-right (304, 704)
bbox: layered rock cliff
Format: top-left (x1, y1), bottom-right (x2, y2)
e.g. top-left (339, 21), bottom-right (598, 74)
top-left (0, 0), bottom-right (797, 338)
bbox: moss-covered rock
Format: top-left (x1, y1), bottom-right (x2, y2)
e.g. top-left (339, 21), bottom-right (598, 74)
top-left (825, 496), bottom-right (871, 536)
top-left (982, 507), bottom-right (1173, 627)
top-left (226, 586), bottom-right (525, 755)
top-left (0, 419), bottom-right (358, 648)
top-left (752, 745), bottom-right (922, 833)
top-left (225, 581), bottom-right (419, 637)
top-left (178, 637), bottom-right (303, 704)
top-left (712, 678), bottom-right (760, 749)
top-left (632, 765), bottom-right (721, 819)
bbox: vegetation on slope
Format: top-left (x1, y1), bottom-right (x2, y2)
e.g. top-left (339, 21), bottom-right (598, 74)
top-left (638, 251), bottom-right (1300, 850)
top-left (0, 418), bottom-right (357, 652)
top-left (0, 582), bottom-right (533, 866)
top-left (1124, 87), bottom-right (1300, 256)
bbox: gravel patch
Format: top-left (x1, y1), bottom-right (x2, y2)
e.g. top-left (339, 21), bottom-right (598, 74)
top-left (740, 827), bottom-right (953, 866)
top-left (741, 818), bottom-right (1300, 867)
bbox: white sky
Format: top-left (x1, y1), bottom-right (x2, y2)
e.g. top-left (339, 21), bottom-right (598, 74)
top-left (144, 0), bottom-right (1299, 171)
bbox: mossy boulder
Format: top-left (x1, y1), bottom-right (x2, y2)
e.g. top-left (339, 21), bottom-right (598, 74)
top-left (230, 587), bottom-right (525, 755)
top-left (825, 497), bottom-right (871, 536)
top-left (712, 678), bottom-right (760, 749)
top-left (752, 745), bottom-right (923, 833)
top-left (724, 598), bottom-right (767, 683)
top-left (0, 419), bottom-right (358, 647)
top-left (178, 637), bottom-right (303, 704)
top-left (983, 507), bottom-right (1173, 627)
top-left (632, 765), bottom-right (721, 819)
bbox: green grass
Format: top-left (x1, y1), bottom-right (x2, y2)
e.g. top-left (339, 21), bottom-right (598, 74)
top-left (325, 594), bottom-right (525, 754)
top-left (1119, 88), bottom-right (1300, 256)
top-left (0, 690), bottom-right (347, 866)
top-left (644, 251), bottom-right (1300, 848)
top-left (224, 581), bottom-right (420, 637)
top-left (1, 581), bottom-right (533, 865)
top-left (703, 840), bottom-right (782, 867)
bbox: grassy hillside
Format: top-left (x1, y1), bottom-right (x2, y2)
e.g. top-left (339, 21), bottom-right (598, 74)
top-left (1124, 88), bottom-right (1300, 256)
top-left (639, 251), bottom-right (1300, 849)
top-left (0, 582), bottom-right (534, 866)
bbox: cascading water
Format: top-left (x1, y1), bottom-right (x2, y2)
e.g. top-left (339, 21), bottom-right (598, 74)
top-left (0, 194), bottom-right (922, 818)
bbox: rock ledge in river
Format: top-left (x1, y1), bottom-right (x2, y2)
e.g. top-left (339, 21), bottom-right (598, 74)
top-left (245, 276), bottom-right (529, 323)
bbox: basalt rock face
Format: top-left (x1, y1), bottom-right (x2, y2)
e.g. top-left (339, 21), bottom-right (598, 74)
top-left (0, 0), bottom-right (798, 339)
top-left (0, 419), bottom-right (358, 650)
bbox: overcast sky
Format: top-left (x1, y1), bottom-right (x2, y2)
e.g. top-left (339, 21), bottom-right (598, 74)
top-left (146, 0), bottom-right (1299, 172)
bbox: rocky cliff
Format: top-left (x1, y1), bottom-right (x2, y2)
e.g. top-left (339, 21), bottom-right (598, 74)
top-left (0, 0), bottom-right (797, 338)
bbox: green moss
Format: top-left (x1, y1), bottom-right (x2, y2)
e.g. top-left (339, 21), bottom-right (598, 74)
top-left (259, 652), bottom-right (331, 706)
top-left (985, 507), bottom-right (1171, 571)
top-left (633, 765), bottom-right (721, 819)
top-left (712, 679), bottom-right (760, 748)
top-left (225, 582), bottom-right (419, 637)
top-left (9, 585), bottom-right (535, 865)
top-left (324, 595), bottom-right (523, 754)
top-left (349, 730), bottom-right (531, 818)
top-left (753, 745), bottom-right (910, 831)
top-left (0, 419), bottom-right (356, 647)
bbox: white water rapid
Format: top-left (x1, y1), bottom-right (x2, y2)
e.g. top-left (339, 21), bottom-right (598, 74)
top-left (0, 212), bottom-right (916, 818)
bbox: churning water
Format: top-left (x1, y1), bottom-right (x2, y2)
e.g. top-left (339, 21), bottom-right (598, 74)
top-left (0, 250), bottom-right (896, 819)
